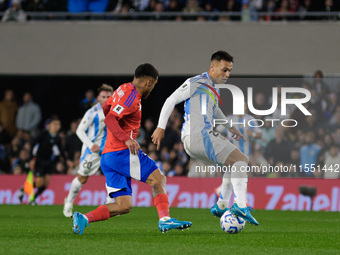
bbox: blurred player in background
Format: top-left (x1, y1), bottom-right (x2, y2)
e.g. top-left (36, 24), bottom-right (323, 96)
top-left (63, 84), bottom-right (114, 217)
top-left (72, 63), bottom-right (192, 234)
top-left (213, 106), bottom-right (262, 212)
top-left (19, 118), bottom-right (64, 205)
top-left (152, 51), bottom-right (259, 225)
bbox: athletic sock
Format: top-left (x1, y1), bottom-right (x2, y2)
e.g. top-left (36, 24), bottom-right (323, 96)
top-left (33, 186), bottom-right (46, 201)
top-left (66, 177), bottom-right (83, 204)
top-left (85, 205), bottom-right (110, 223)
top-left (153, 193), bottom-right (170, 220)
top-left (217, 171), bottom-right (233, 210)
top-left (230, 161), bottom-right (248, 208)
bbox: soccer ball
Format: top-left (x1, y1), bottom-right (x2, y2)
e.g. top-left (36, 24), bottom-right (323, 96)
top-left (220, 210), bottom-right (245, 234)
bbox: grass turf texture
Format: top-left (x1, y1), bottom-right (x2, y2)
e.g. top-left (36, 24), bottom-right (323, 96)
top-left (0, 205), bottom-right (339, 255)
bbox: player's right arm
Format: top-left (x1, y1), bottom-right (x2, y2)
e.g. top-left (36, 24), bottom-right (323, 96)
top-left (76, 109), bottom-right (100, 152)
top-left (152, 81), bottom-right (190, 150)
top-left (104, 87), bottom-right (140, 155)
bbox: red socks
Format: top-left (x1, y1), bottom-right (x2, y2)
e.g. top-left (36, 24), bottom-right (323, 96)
top-left (85, 205), bottom-right (111, 223)
top-left (84, 195), bottom-right (170, 223)
top-left (153, 193), bottom-right (170, 219)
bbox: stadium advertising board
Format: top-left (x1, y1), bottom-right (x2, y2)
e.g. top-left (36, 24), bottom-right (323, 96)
top-left (1, 175), bottom-right (339, 212)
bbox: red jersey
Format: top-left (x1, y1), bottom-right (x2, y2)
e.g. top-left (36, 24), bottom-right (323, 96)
top-left (103, 83), bottom-right (142, 153)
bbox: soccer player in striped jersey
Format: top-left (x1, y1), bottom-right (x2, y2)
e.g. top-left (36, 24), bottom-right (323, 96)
top-left (152, 51), bottom-right (259, 225)
top-left (72, 64), bottom-right (191, 234)
top-left (63, 84), bottom-right (113, 217)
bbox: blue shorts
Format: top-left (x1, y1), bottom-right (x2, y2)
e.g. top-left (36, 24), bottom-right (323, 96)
top-left (101, 149), bottom-right (158, 198)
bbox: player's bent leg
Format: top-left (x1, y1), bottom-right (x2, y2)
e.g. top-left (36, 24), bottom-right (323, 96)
top-left (64, 175), bottom-right (89, 217)
top-left (29, 176), bottom-right (45, 205)
top-left (146, 169), bottom-right (192, 233)
top-left (77, 174), bottom-right (89, 184)
top-left (72, 196), bottom-right (132, 235)
top-left (224, 149), bottom-right (259, 225)
top-left (211, 172), bottom-right (232, 217)
top-left (145, 169), bottom-right (167, 197)
top-left (105, 195), bottom-right (133, 216)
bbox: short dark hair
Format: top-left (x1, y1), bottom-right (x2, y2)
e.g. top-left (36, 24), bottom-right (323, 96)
top-left (211, 51), bottom-right (233, 63)
top-left (98, 84), bottom-right (113, 94)
top-left (134, 63), bottom-right (159, 80)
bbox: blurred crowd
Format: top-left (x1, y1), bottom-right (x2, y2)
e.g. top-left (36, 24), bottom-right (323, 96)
top-left (1, 0), bottom-right (340, 22)
top-left (0, 71), bottom-right (339, 179)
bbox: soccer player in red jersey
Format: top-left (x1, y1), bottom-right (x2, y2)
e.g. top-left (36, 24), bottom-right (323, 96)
top-left (72, 63), bottom-right (192, 234)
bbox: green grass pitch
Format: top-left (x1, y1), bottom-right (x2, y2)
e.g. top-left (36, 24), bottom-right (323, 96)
top-left (0, 205), bottom-right (339, 255)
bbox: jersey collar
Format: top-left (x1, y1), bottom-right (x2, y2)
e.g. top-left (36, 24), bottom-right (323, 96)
top-left (204, 72), bottom-right (214, 87)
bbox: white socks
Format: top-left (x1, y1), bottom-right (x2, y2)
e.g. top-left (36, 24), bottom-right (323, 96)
top-left (65, 176), bottom-right (83, 204)
top-left (217, 171), bottom-right (233, 210)
top-left (230, 161), bottom-right (248, 208)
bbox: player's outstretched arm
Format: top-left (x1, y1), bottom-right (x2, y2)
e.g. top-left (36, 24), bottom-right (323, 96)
top-left (152, 81), bottom-right (190, 150)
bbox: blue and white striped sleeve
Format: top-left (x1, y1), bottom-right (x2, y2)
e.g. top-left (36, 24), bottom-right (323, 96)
top-left (76, 108), bottom-right (96, 149)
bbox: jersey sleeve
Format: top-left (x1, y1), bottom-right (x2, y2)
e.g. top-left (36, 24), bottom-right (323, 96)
top-left (107, 88), bottom-right (138, 119)
top-left (104, 86), bottom-right (138, 144)
top-left (76, 109), bottom-right (96, 149)
top-left (215, 107), bottom-right (232, 129)
top-left (157, 79), bottom-right (191, 129)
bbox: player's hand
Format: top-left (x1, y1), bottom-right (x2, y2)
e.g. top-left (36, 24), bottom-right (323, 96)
top-left (91, 144), bottom-right (100, 152)
top-left (151, 127), bottom-right (165, 151)
top-left (125, 139), bottom-right (140, 155)
top-left (228, 126), bottom-right (247, 142)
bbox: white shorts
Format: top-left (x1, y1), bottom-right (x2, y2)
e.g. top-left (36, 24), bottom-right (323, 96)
top-left (182, 130), bottom-right (237, 165)
top-left (78, 151), bottom-right (101, 176)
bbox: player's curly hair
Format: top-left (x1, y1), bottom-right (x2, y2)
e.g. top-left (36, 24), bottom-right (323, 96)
top-left (134, 63), bottom-right (159, 80)
top-left (211, 51), bottom-right (234, 63)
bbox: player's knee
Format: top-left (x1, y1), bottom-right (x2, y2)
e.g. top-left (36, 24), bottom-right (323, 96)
top-left (240, 155), bottom-right (248, 164)
top-left (225, 150), bottom-right (249, 166)
top-left (120, 204), bottom-right (132, 214)
top-left (159, 174), bottom-right (166, 185)
top-left (78, 175), bottom-right (88, 184)
top-left (150, 172), bottom-right (166, 187)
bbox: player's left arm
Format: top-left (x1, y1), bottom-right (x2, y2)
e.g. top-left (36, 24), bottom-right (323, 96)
top-left (76, 110), bottom-right (98, 151)
top-left (215, 107), bottom-right (232, 129)
top-left (228, 126), bottom-right (246, 142)
top-left (215, 107), bottom-right (246, 142)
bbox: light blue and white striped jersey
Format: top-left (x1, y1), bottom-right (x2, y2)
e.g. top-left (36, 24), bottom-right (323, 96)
top-left (157, 72), bottom-right (229, 140)
top-left (182, 72), bottom-right (219, 139)
top-left (76, 102), bottom-right (107, 156)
